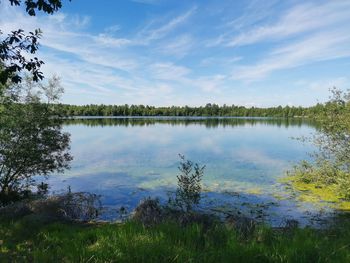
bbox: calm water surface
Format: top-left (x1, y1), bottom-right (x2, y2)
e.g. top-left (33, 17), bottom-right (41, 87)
top-left (47, 117), bottom-right (331, 225)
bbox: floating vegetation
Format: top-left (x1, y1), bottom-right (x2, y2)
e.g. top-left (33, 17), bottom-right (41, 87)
top-left (246, 187), bottom-right (262, 195)
top-left (282, 176), bottom-right (350, 211)
top-left (272, 193), bottom-right (286, 200)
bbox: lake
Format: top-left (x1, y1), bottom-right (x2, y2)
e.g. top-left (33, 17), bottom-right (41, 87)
top-left (46, 117), bottom-right (332, 226)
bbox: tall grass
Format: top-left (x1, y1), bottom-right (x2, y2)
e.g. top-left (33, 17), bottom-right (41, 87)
top-left (1, 216), bottom-right (350, 262)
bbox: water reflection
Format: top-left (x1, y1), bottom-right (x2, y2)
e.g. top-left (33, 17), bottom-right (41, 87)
top-left (46, 117), bottom-right (327, 225)
top-left (63, 116), bottom-right (316, 129)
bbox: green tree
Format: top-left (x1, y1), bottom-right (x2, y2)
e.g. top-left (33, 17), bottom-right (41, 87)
top-left (316, 88), bottom-right (350, 171)
top-left (289, 88), bottom-right (350, 199)
top-left (0, 76), bottom-right (72, 205)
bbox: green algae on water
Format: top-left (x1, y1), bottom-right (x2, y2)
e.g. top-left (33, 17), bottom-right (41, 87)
top-left (281, 176), bottom-right (350, 211)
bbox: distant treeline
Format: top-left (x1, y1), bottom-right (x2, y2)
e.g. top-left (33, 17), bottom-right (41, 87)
top-left (58, 103), bottom-right (327, 117)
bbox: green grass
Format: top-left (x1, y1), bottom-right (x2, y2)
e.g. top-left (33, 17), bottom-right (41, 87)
top-left (1, 216), bottom-right (350, 262)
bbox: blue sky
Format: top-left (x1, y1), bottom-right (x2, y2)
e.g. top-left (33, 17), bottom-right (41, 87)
top-left (1, 0), bottom-right (350, 106)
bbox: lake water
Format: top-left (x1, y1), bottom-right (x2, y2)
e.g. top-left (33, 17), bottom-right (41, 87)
top-left (47, 117), bottom-right (332, 226)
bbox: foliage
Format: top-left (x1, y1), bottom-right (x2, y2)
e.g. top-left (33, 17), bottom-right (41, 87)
top-left (171, 154), bottom-right (205, 213)
top-left (58, 187), bottom-right (102, 221)
top-left (0, 0), bottom-right (72, 205)
top-left (314, 88), bottom-right (350, 172)
top-left (133, 198), bottom-right (163, 227)
top-left (0, 188), bottom-right (101, 221)
top-left (0, 29), bottom-right (44, 85)
top-left (288, 88), bottom-right (350, 201)
top-left (132, 155), bottom-right (208, 227)
top-left (57, 102), bottom-right (326, 118)
top-left (8, 0), bottom-right (67, 16)
top-left (2, 216), bottom-right (350, 262)
top-left (1, 0), bottom-right (67, 85)
top-left (0, 76), bottom-right (72, 205)
top-left (36, 182), bottom-right (49, 197)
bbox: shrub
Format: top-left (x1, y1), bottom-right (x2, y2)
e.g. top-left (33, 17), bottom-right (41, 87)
top-left (0, 188), bottom-right (102, 222)
top-left (57, 187), bottom-right (102, 221)
top-left (170, 154), bottom-right (206, 213)
top-left (133, 198), bottom-right (163, 227)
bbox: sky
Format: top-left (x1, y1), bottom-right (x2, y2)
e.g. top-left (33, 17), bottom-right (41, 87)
top-left (1, 0), bottom-right (350, 107)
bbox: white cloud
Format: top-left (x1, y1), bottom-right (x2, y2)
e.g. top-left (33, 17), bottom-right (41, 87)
top-left (295, 77), bottom-right (349, 93)
top-left (1, 0), bottom-right (350, 106)
top-left (227, 1), bottom-right (350, 47)
top-left (206, 0), bottom-right (278, 47)
top-left (149, 62), bottom-right (190, 81)
top-left (104, 24), bottom-right (121, 34)
top-left (69, 14), bottom-right (91, 29)
top-left (93, 34), bottom-right (132, 47)
top-left (193, 75), bottom-right (226, 93)
top-left (200, 56), bottom-right (242, 67)
top-left (156, 34), bottom-right (194, 58)
top-left (0, 2), bottom-right (204, 105)
top-left (136, 7), bottom-right (196, 43)
top-left (232, 30), bottom-right (350, 81)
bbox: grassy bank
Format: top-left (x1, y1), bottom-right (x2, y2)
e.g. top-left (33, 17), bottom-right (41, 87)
top-left (1, 215), bottom-right (350, 262)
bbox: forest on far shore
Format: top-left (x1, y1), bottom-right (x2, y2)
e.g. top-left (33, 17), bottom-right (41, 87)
top-left (58, 102), bottom-right (328, 117)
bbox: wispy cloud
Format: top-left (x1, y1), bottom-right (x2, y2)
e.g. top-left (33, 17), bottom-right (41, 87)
top-left (93, 34), bottom-right (132, 47)
top-left (232, 29), bottom-right (350, 81)
top-left (226, 1), bottom-right (350, 47)
top-left (295, 77), bottom-right (349, 93)
top-left (136, 6), bottom-right (197, 44)
top-left (149, 62), bottom-right (190, 81)
top-left (193, 75), bottom-right (226, 93)
top-left (1, 0), bottom-right (349, 106)
top-left (206, 0), bottom-right (278, 47)
top-left (156, 34), bottom-right (194, 58)
top-left (103, 24), bottom-right (121, 34)
top-left (226, 0), bottom-right (278, 30)
top-left (200, 56), bottom-right (242, 67)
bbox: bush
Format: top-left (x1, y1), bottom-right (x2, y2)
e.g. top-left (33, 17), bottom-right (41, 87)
top-left (170, 154), bottom-right (205, 213)
top-left (55, 188), bottom-right (102, 221)
top-left (133, 198), bottom-right (163, 227)
top-left (0, 189), bottom-right (101, 222)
